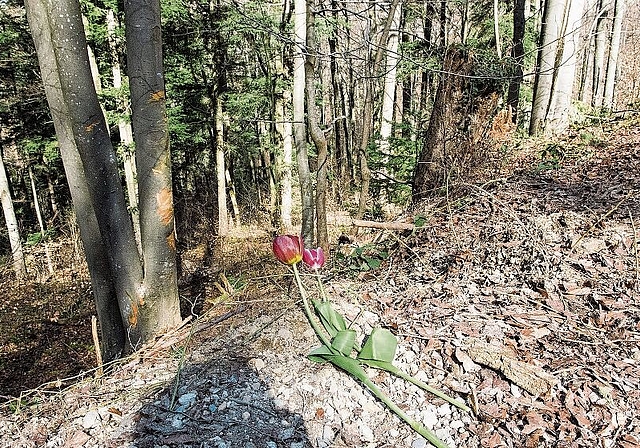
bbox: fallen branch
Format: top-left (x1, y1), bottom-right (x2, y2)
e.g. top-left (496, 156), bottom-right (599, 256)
top-left (352, 219), bottom-right (414, 231)
top-left (464, 338), bottom-right (558, 396)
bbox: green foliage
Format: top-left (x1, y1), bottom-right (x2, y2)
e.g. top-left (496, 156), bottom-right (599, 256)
top-left (336, 243), bottom-right (389, 272)
top-left (21, 136), bottom-right (59, 166)
top-left (368, 124), bottom-right (417, 207)
top-left (536, 143), bottom-right (564, 171)
top-left (26, 229), bottom-right (55, 246)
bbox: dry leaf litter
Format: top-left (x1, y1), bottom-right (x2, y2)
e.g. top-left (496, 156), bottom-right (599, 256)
top-left (1, 121), bottom-right (639, 447)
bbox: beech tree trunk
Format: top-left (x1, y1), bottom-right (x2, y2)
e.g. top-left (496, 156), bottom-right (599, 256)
top-left (216, 97), bottom-right (229, 236)
top-left (592, 0), bottom-right (611, 108)
top-left (0, 151), bottom-right (26, 280)
top-left (25, 0), bottom-right (125, 360)
top-left (603, 0), bottom-right (626, 108)
top-left (507, 0), bottom-right (526, 122)
top-left (124, 0), bottom-right (181, 342)
top-left (529, 0), bottom-right (584, 135)
top-left (305, 5), bottom-right (328, 251)
top-left (293, 0), bottom-right (314, 245)
top-left (25, 0), bottom-right (181, 357)
top-left (379, 2), bottom-right (402, 153)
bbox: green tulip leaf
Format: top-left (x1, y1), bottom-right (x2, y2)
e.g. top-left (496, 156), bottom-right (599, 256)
top-left (358, 327), bottom-right (398, 363)
top-left (313, 299), bottom-right (347, 336)
top-left (331, 329), bottom-right (357, 356)
top-left (321, 353), bottom-right (450, 448)
top-left (308, 344), bottom-right (336, 363)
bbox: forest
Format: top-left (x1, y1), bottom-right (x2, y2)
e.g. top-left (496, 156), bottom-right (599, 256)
top-left (0, 0), bottom-right (639, 447)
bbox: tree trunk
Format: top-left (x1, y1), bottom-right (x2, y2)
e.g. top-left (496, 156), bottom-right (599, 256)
top-left (356, 0), bottom-right (402, 219)
top-left (592, 0), bottom-right (611, 108)
top-left (24, 0), bottom-right (125, 360)
top-left (26, 0), bottom-right (181, 355)
top-left (107, 8), bottom-right (141, 253)
top-left (225, 167), bottom-right (241, 227)
top-left (28, 165), bottom-right (54, 276)
top-left (0, 151), bottom-right (26, 280)
top-left (603, 0), bottom-right (626, 109)
top-left (305, 5), bottom-right (328, 251)
top-left (216, 97), bottom-right (229, 236)
top-left (293, 0), bottom-right (314, 244)
top-left (412, 47), bottom-right (479, 201)
top-left (276, 84), bottom-right (294, 231)
top-left (507, 0), bottom-right (526, 122)
top-left (124, 0), bottom-right (181, 342)
top-left (48, 0), bottom-right (145, 344)
top-left (546, 0), bottom-right (583, 130)
top-left (529, 0), bottom-right (583, 135)
top-left (379, 1), bottom-right (402, 153)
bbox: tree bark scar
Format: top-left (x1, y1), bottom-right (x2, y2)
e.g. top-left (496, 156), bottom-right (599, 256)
top-left (128, 301), bottom-right (138, 327)
top-left (149, 90), bottom-right (165, 102)
top-left (167, 232), bottom-right (176, 251)
top-left (156, 187), bottom-right (173, 226)
top-left (84, 120), bottom-right (100, 133)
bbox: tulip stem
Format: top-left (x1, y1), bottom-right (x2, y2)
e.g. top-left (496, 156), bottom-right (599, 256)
top-left (314, 269), bottom-right (328, 302)
top-left (292, 263), bottom-right (332, 348)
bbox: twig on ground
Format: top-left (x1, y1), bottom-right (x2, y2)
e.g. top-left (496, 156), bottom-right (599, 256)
top-left (628, 208), bottom-right (639, 291)
top-left (571, 190), bottom-right (633, 250)
top-left (91, 316), bottom-right (103, 378)
top-left (352, 219), bottom-right (414, 231)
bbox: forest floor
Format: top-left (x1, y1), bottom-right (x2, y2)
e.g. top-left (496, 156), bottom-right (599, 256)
top-left (1, 115), bottom-right (639, 448)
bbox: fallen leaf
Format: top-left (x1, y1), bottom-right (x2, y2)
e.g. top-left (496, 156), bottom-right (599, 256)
top-left (564, 390), bottom-right (591, 427)
top-left (520, 326), bottom-right (551, 340)
top-left (455, 347), bottom-right (481, 372)
top-left (63, 430), bottom-right (90, 448)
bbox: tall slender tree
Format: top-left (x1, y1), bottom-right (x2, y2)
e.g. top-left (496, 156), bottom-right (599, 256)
top-left (0, 149), bottom-right (26, 280)
top-left (293, 0), bottom-right (314, 245)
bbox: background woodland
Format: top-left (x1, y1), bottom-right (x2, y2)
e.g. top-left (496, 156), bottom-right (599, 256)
top-left (0, 0), bottom-right (638, 359)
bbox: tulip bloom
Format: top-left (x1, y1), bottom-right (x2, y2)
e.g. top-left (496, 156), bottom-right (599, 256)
top-left (303, 247), bottom-right (325, 270)
top-left (273, 235), bottom-right (304, 265)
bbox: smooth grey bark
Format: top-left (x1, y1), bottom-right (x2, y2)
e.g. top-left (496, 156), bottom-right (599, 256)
top-left (28, 165), bottom-right (53, 275)
top-left (45, 0), bottom-right (145, 349)
top-left (0, 151), bottom-right (27, 280)
top-left (529, 0), bottom-right (583, 135)
top-left (216, 96), bottom-right (229, 236)
top-left (529, 0), bottom-right (565, 135)
top-left (379, 1), bottom-right (402, 153)
top-left (24, 0), bottom-right (125, 360)
top-left (546, 0), bottom-right (583, 131)
top-left (26, 0), bottom-right (181, 354)
top-left (124, 0), bottom-right (181, 340)
top-left (305, 5), bottom-right (328, 250)
top-left (107, 8), bottom-right (141, 253)
top-left (507, 0), bottom-right (526, 122)
top-left (592, 0), bottom-right (612, 108)
top-left (603, 0), bottom-right (626, 108)
top-left (293, 0), bottom-right (314, 245)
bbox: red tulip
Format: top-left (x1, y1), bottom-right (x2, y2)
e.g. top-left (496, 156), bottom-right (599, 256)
top-left (273, 235), bottom-right (303, 265)
top-left (303, 247), bottom-right (325, 270)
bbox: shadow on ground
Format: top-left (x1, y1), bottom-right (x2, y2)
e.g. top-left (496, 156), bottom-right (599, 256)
top-left (123, 357), bottom-right (310, 448)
